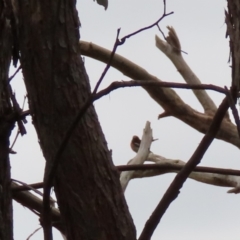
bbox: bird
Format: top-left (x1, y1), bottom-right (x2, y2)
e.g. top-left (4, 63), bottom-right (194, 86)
top-left (130, 135), bottom-right (158, 153)
top-left (130, 136), bottom-right (141, 153)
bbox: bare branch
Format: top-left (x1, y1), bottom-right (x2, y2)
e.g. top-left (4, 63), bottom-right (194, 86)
top-left (8, 65), bottom-right (22, 83)
top-left (138, 96), bottom-right (229, 240)
top-left (96, 80), bottom-right (227, 95)
top-left (118, 157), bottom-right (240, 193)
top-left (120, 122), bottom-right (153, 191)
top-left (155, 27), bottom-right (217, 114)
top-left (120, 1), bottom-right (173, 42)
top-left (79, 41), bottom-right (240, 148)
top-left (12, 182), bottom-right (64, 235)
top-left (11, 182), bottom-right (44, 192)
top-left (92, 29), bottom-right (121, 95)
top-left (12, 179), bottom-right (44, 198)
top-left (11, 158), bottom-right (240, 194)
top-left (26, 227), bottom-right (42, 240)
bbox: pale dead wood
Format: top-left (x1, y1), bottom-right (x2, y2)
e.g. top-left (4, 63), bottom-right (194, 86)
top-left (11, 182), bottom-right (65, 234)
top-left (120, 144), bottom-right (240, 193)
top-left (130, 153), bottom-right (240, 193)
top-left (120, 121), bottom-right (153, 192)
top-left (155, 26), bottom-right (217, 115)
top-left (79, 41), bottom-right (240, 148)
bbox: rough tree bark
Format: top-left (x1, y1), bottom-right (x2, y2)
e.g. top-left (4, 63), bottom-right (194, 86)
top-left (0, 1), bottom-right (14, 240)
top-left (15, 0), bottom-right (136, 239)
top-left (0, 0), bottom-right (238, 239)
top-left (226, 0), bottom-right (240, 94)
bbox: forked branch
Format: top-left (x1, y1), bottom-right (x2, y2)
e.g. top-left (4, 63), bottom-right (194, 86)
top-left (120, 122), bottom-right (153, 191)
top-left (155, 26), bottom-right (217, 115)
top-left (79, 41), bottom-right (240, 148)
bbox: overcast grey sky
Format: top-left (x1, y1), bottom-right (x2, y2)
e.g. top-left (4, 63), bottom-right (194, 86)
top-left (11, 0), bottom-right (240, 239)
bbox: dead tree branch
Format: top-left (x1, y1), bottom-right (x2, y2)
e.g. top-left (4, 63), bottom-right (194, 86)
top-left (79, 41), bottom-right (240, 148)
top-left (119, 155), bottom-right (240, 194)
top-left (120, 122), bottom-right (153, 191)
top-left (12, 182), bottom-right (65, 235)
top-left (155, 27), bottom-right (217, 115)
top-left (138, 96), bottom-right (229, 240)
top-left (120, 1), bottom-right (173, 42)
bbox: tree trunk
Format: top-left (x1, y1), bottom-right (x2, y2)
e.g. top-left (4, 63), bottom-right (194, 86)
top-left (16, 1), bottom-right (136, 239)
top-left (226, 0), bottom-right (240, 95)
top-left (0, 2), bottom-right (14, 240)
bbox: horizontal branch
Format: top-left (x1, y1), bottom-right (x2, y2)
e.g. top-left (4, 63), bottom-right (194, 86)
top-left (95, 80), bottom-right (227, 96)
top-left (12, 161), bottom-right (240, 193)
top-left (12, 182), bottom-right (44, 192)
top-left (117, 163), bottom-right (240, 176)
top-left (11, 156), bottom-right (240, 239)
top-left (79, 41), bottom-right (240, 148)
top-left (118, 148), bottom-right (240, 194)
top-left (12, 182), bottom-right (65, 235)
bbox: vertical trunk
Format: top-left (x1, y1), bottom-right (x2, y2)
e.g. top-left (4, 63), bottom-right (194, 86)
top-left (16, 1), bottom-right (136, 239)
top-left (226, 0), bottom-right (240, 95)
top-left (0, 2), bottom-right (14, 240)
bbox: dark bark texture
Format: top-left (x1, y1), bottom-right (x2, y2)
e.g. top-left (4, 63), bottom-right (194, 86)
top-left (226, 0), bottom-right (240, 93)
top-left (0, 2), bottom-right (14, 240)
top-left (16, 1), bottom-right (136, 239)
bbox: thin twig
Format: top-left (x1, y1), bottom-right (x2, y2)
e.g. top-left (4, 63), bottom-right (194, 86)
top-left (9, 95), bottom-right (28, 152)
top-left (12, 179), bottom-right (44, 197)
top-left (8, 85), bottom-right (27, 135)
top-left (138, 96), bottom-right (229, 240)
top-left (120, 1), bottom-right (173, 42)
top-left (22, 95), bottom-right (27, 110)
top-left (9, 130), bottom-right (20, 151)
top-left (92, 29), bottom-right (121, 94)
top-left (95, 80), bottom-right (227, 96)
top-left (8, 65), bottom-right (22, 83)
top-left (11, 181), bottom-right (44, 192)
top-left (26, 227), bottom-right (42, 240)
